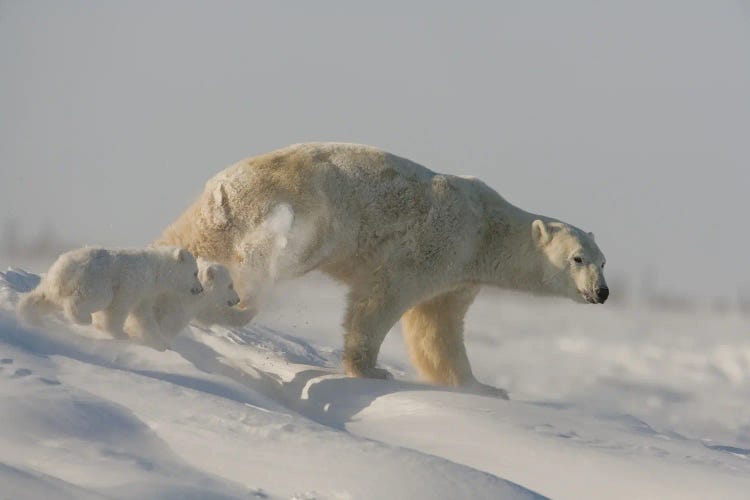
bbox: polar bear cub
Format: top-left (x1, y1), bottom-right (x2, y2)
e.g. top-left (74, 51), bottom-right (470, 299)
top-left (17, 246), bottom-right (204, 338)
top-left (124, 259), bottom-right (256, 350)
top-left (190, 259), bottom-right (256, 328)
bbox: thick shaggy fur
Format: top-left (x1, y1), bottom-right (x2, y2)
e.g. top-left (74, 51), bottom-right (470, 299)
top-left (124, 260), bottom-right (254, 350)
top-left (17, 246), bottom-right (203, 339)
top-left (158, 143), bottom-right (608, 395)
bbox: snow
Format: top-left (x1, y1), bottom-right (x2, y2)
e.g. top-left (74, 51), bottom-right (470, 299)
top-left (2, 267), bottom-right (750, 499)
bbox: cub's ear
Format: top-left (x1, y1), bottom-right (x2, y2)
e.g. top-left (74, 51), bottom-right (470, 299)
top-left (531, 219), bottom-right (551, 246)
top-left (205, 265), bottom-right (216, 283)
top-left (174, 248), bottom-right (190, 262)
top-left (588, 231), bottom-right (595, 240)
top-left (204, 183), bottom-right (230, 228)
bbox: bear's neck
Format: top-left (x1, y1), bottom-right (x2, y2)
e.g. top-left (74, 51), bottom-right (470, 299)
top-left (156, 197), bottom-right (234, 264)
top-left (472, 197), bottom-right (549, 294)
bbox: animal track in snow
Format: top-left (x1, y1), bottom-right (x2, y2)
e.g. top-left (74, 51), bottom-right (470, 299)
top-left (12, 367), bottom-right (32, 378)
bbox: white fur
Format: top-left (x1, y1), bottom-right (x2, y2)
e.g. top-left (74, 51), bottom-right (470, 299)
top-left (125, 259), bottom-right (255, 350)
top-left (158, 143), bottom-right (609, 394)
top-left (17, 246), bottom-right (203, 340)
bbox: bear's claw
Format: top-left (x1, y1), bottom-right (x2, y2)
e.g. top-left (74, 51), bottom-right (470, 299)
top-left (465, 382), bottom-right (510, 400)
top-left (345, 365), bottom-right (393, 380)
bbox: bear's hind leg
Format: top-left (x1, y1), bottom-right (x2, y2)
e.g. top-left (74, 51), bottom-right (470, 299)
top-left (401, 285), bottom-right (508, 399)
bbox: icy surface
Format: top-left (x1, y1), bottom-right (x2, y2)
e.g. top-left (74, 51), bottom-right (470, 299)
top-left (2, 268), bottom-right (749, 499)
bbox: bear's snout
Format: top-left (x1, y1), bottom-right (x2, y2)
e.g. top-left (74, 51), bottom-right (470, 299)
top-left (227, 298), bottom-right (240, 307)
top-left (595, 287), bottom-right (609, 304)
top-left (191, 285), bottom-right (204, 295)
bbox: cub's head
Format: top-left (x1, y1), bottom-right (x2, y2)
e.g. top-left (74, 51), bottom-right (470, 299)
top-left (197, 260), bottom-right (241, 308)
top-left (161, 247), bottom-right (203, 296)
top-left (531, 220), bottom-right (609, 304)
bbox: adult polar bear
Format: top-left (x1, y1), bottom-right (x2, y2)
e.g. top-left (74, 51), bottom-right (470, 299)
top-left (158, 142), bottom-right (608, 396)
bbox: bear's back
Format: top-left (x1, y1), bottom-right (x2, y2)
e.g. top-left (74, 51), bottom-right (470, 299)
top-left (212, 143), bottom-right (435, 191)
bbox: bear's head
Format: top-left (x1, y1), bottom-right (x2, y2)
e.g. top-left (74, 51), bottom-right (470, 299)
top-left (197, 260), bottom-right (241, 309)
top-left (531, 220), bottom-right (608, 304)
top-left (162, 247), bottom-right (204, 297)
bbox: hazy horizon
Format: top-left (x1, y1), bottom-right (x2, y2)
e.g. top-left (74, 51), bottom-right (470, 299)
top-left (1, 1), bottom-right (749, 301)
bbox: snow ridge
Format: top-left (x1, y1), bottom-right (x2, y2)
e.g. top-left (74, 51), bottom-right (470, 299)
top-left (2, 268), bottom-right (750, 499)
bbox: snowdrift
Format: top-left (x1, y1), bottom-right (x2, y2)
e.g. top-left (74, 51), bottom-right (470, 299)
top-left (2, 268), bottom-right (749, 499)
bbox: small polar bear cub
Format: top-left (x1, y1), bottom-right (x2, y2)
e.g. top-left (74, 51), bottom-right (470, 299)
top-left (125, 259), bottom-right (256, 350)
top-left (189, 259), bottom-right (256, 327)
top-left (17, 246), bottom-right (204, 338)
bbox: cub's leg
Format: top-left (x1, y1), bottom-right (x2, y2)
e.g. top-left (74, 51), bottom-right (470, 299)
top-left (62, 286), bottom-right (113, 326)
top-left (153, 295), bottom-right (190, 339)
top-left (94, 292), bottom-right (136, 339)
top-left (125, 299), bottom-right (170, 350)
top-left (402, 285), bottom-right (508, 398)
top-left (63, 298), bottom-right (93, 325)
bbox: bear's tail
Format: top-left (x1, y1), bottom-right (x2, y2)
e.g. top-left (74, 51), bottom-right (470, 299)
top-left (17, 288), bottom-right (56, 327)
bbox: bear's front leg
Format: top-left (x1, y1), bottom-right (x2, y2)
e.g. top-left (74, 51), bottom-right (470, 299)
top-left (401, 285), bottom-right (509, 399)
top-left (342, 274), bottom-right (411, 380)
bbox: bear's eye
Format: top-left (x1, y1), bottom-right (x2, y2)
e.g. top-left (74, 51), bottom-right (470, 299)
top-left (601, 262), bottom-right (606, 269)
top-left (194, 271), bottom-right (198, 277)
top-left (228, 284), bottom-right (233, 290)
top-left (573, 256), bottom-right (583, 264)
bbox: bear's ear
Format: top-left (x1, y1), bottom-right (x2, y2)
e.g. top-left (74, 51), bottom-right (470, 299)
top-left (205, 183), bottom-right (230, 228)
top-left (174, 248), bottom-right (189, 262)
top-left (205, 265), bottom-right (216, 283)
top-left (588, 231), bottom-right (595, 240)
top-left (531, 219), bottom-right (551, 246)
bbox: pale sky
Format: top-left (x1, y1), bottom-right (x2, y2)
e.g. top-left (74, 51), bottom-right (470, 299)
top-left (1, 1), bottom-right (749, 300)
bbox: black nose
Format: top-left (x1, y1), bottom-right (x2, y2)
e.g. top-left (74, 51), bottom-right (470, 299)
top-left (596, 287), bottom-right (609, 303)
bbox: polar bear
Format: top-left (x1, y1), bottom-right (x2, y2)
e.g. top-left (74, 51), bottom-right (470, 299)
top-left (157, 143), bottom-right (609, 396)
top-left (124, 259), bottom-right (255, 350)
top-left (17, 246), bottom-right (204, 339)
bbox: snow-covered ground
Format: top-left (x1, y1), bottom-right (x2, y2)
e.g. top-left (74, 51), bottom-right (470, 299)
top-left (2, 267), bottom-right (750, 499)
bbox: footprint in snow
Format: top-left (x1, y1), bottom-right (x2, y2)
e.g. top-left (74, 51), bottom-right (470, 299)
top-left (0, 359), bottom-right (61, 384)
top-left (12, 368), bottom-right (32, 378)
top-left (704, 443), bottom-right (750, 458)
top-left (0, 359), bottom-right (32, 378)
